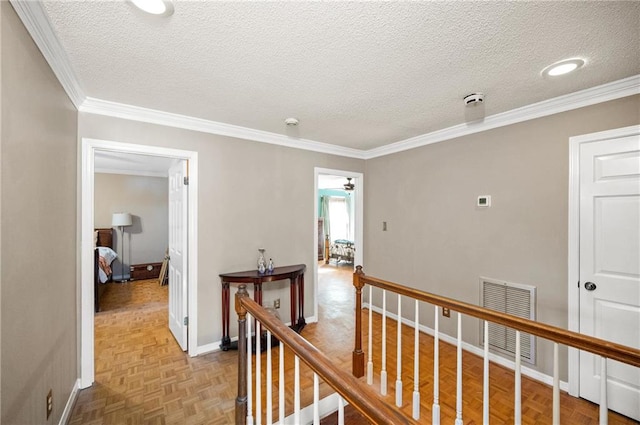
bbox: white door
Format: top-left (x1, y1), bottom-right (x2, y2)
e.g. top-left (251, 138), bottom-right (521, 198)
top-left (168, 160), bottom-right (188, 350)
top-left (579, 133), bottom-right (640, 420)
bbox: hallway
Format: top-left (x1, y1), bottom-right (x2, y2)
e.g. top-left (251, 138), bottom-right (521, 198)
top-left (69, 266), bottom-right (636, 424)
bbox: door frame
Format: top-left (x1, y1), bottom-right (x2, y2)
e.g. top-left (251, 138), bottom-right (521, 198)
top-left (313, 168), bottom-right (364, 322)
top-left (79, 138), bottom-right (199, 388)
top-left (567, 124), bottom-right (640, 397)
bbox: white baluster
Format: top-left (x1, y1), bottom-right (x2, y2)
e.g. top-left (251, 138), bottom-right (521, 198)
top-left (600, 357), bottom-right (608, 425)
top-left (483, 320), bottom-right (489, 425)
top-left (553, 342), bottom-right (559, 425)
top-left (432, 306), bottom-right (440, 425)
top-left (515, 330), bottom-right (521, 425)
top-left (294, 355), bottom-right (300, 424)
top-left (256, 321), bottom-right (262, 425)
top-left (266, 330), bottom-right (272, 425)
top-left (381, 289), bottom-right (387, 395)
top-left (338, 395), bottom-right (345, 425)
top-left (313, 373), bottom-right (320, 424)
top-left (396, 294), bottom-right (403, 407)
top-left (279, 340), bottom-right (284, 424)
top-left (455, 312), bottom-right (463, 425)
top-left (367, 285), bottom-right (373, 385)
top-left (412, 300), bottom-right (420, 420)
top-left (247, 314), bottom-right (254, 425)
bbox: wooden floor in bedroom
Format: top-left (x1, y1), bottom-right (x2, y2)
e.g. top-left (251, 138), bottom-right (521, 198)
top-left (69, 265), bottom-right (637, 425)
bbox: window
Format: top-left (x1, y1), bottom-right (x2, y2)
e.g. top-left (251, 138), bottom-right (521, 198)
top-left (328, 197), bottom-right (350, 242)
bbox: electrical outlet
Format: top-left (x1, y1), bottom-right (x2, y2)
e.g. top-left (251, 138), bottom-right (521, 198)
top-left (274, 299), bottom-right (280, 309)
top-left (46, 389), bottom-right (53, 420)
top-left (442, 307), bottom-right (450, 318)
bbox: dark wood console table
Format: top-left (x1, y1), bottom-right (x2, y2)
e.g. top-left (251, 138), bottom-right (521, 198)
top-left (220, 264), bottom-right (306, 351)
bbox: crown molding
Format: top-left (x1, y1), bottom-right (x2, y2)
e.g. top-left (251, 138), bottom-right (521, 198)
top-left (82, 75), bottom-right (639, 160)
top-left (10, 0), bottom-right (85, 108)
top-left (12, 0), bottom-right (638, 160)
top-left (80, 97), bottom-right (366, 159)
top-left (364, 74), bottom-right (640, 159)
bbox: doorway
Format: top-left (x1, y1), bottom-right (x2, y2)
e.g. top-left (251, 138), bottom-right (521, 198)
top-left (568, 125), bottom-right (640, 420)
top-left (80, 138), bottom-right (199, 388)
top-left (313, 168), bottom-right (363, 323)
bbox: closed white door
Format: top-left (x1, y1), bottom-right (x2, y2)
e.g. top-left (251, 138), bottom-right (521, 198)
top-left (579, 133), bottom-right (640, 420)
top-left (168, 160), bottom-right (188, 350)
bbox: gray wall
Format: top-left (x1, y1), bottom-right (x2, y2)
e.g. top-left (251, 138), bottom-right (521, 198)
top-left (79, 113), bottom-right (365, 346)
top-left (1, 2), bottom-right (78, 424)
top-left (364, 94), bottom-right (640, 378)
top-left (0, 4), bottom-right (4, 419)
top-left (95, 173), bottom-right (168, 277)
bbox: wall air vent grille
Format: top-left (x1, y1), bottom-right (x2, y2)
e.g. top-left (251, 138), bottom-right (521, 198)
top-left (480, 278), bottom-right (536, 364)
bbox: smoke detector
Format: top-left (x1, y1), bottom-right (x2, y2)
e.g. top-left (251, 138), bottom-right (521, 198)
top-left (463, 93), bottom-right (484, 106)
top-left (284, 117), bottom-right (299, 126)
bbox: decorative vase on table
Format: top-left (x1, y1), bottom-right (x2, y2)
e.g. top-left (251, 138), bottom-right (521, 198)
top-left (267, 258), bottom-right (274, 272)
top-left (257, 249), bottom-right (266, 273)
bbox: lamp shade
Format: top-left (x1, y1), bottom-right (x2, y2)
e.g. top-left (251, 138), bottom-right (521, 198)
top-left (112, 212), bottom-right (132, 227)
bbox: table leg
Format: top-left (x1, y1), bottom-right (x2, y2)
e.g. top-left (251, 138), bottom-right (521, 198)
top-left (298, 273), bottom-right (305, 329)
top-left (221, 281), bottom-right (231, 350)
top-left (254, 283), bottom-right (263, 334)
top-left (290, 277), bottom-right (297, 330)
top-left (254, 283), bottom-right (263, 305)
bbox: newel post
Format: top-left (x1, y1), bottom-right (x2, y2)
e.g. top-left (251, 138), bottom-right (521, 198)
top-left (352, 265), bottom-right (365, 377)
top-left (235, 284), bottom-right (249, 425)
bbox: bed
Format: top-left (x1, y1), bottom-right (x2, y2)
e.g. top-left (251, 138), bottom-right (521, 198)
top-left (95, 228), bottom-right (117, 312)
top-left (328, 239), bottom-right (355, 264)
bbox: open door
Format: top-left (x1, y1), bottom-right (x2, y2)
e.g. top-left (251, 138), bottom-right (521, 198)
top-left (168, 159), bottom-right (188, 350)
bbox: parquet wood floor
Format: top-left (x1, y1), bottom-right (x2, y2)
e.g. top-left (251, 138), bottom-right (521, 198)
top-left (69, 266), bottom-right (638, 424)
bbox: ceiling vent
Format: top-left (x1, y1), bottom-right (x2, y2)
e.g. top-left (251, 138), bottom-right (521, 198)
top-left (464, 93), bottom-right (484, 106)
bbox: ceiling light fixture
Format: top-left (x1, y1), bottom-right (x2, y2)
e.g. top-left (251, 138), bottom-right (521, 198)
top-left (130, 0), bottom-right (174, 16)
top-left (285, 117), bottom-right (299, 126)
top-left (542, 58), bottom-right (585, 77)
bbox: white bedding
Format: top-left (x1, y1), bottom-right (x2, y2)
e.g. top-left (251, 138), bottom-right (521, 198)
top-left (97, 247), bottom-right (117, 283)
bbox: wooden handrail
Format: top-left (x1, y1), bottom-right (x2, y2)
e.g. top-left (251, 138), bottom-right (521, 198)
top-left (235, 284), bottom-right (419, 425)
top-left (353, 266), bottom-right (640, 367)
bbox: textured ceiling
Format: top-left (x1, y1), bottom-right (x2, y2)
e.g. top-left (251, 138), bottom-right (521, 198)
top-left (42, 1), bottom-right (640, 151)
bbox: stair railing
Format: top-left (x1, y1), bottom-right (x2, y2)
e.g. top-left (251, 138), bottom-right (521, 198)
top-left (352, 265), bottom-right (640, 423)
top-left (235, 283), bottom-right (419, 425)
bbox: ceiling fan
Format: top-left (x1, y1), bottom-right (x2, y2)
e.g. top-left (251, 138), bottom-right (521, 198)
top-left (343, 178), bottom-right (354, 191)
top-left (322, 177), bottom-right (355, 192)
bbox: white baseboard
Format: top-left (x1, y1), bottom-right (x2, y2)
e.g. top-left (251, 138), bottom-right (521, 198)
top-left (195, 341), bottom-right (224, 356)
top-left (363, 303), bottom-right (569, 392)
top-left (59, 379), bottom-right (81, 425)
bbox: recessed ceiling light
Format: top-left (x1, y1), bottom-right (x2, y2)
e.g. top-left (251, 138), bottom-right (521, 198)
top-left (542, 58), bottom-right (585, 77)
top-left (130, 0), bottom-right (174, 16)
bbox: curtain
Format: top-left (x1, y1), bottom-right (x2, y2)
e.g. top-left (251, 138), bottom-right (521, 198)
top-left (345, 194), bottom-right (353, 241)
top-left (320, 195), bottom-right (331, 241)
